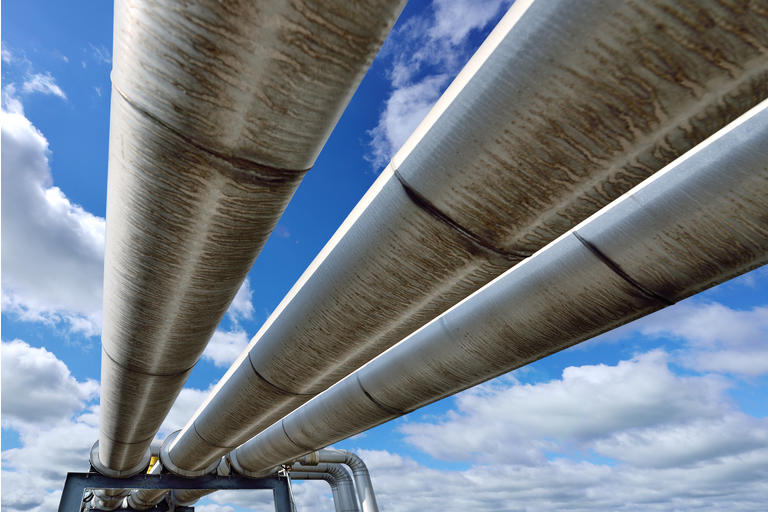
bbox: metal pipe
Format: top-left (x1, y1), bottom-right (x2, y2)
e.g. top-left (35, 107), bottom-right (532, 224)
top-left (95, 0), bottom-right (407, 475)
top-left (223, 100), bottom-right (768, 476)
top-left (167, 0), bottom-right (768, 476)
top-left (291, 472), bottom-right (343, 512)
top-left (292, 463), bottom-right (360, 512)
top-left (297, 450), bottom-right (379, 512)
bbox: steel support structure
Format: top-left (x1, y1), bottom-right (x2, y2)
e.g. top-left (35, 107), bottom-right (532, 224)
top-left (58, 472), bottom-right (292, 512)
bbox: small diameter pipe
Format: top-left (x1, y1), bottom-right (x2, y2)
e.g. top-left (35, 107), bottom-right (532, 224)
top-left (299, 450), bottom-right (379, 512)
top-left (292, 463), bottom-right (360, 512)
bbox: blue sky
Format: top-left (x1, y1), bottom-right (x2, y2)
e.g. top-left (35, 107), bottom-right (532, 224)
top-left (2, 1), bottom-right (767, 511)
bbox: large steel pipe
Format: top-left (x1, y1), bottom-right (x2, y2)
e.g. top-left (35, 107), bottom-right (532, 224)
top-left (225, 100), bottom-right (768, 475)
top-left (168, 0), bottom-right (768, 474)
top-left (96, 0), bottom-right (407, 474)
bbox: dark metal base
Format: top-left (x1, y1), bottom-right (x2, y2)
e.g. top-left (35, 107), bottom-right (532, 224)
top-left (59, 471), bottom-right (292, 512)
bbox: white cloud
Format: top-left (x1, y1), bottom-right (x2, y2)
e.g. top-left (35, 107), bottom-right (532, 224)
top-left (2, 83), bottom-right (25, 114)
top-left (88, 43), bottom-right (112, 65)
top-left (1, 339), bottom-right (98, 429)
top-left (1, 109), bottom-right (105, 335)
top-left (367, 0), bottom-right (511, 167)
top-left (21, 72), bottom-right (67, 99)
top-left (400, 351), bottom-right (730, 465)
top-left (1, 343), bottom-right (98, 512)
top-left (634, 303), bottom-right (768, 376)
top-left (227, 278), bottom-right (255, 323)
top-left (430, 0), bottom-right (512, 45)
top-left (2, 44), bottom-right (12, 63)
top-left (202, 329), bottom-right (250, 367)
top-left (195, 505), bottom-right (236, 512)
top-left (367, 74), bottom-right (450, 167)
top-left (594, 299), bottom-right (768, 376)
top-left (159, 386), bottom-right (213, 437)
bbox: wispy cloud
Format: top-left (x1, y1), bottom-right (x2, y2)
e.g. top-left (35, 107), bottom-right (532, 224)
top-left (2, 44), bottom-right (13, 64)
top-left (366, 0), bottom-right (511, 169)
top-left (88, 43), bottom-right (112, 65)
top-left (21, 72), bottom-right (67, 99)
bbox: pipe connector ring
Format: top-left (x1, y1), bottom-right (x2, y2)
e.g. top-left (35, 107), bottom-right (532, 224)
top-left (90, 440), bottom-right (151, 478)
top-left (159, 430), bottom-right (219, 477)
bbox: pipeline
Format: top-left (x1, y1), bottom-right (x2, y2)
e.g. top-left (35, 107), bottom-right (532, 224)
top-left (220, 100), bottom-right (768, 476)
top-left (164, 0), bottom-right (768, 483)
top-left (94, 0), bottom-right (407, 477)
top-left (296, 450), bottom-right (379, 512)
top-left (291, 463), bottom-right (360, 512)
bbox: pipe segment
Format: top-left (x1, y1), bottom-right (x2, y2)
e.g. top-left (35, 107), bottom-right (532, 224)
top-left (97, 0), bottom-right (407, 475)
top-left (299, 450), bottom-right (380, 512)
top-left (291, 463), bottom-right (360, 512)
top-left (168, 0), bottom-right (768, 478)
top-left (222, 100), bottom-right (768, 476)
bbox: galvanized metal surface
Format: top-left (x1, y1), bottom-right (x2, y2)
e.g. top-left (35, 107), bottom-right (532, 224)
top-left (299, 450), bottom-right (379, 512)
top-left (99, 0), bottom-right (407, 473)
top-left (290, 472), bottom-right (345, 512)
top-left (169, 0), bottom-right (768, 474)
top-left (225, 101), bottom-right (768, 475)
top-left (292, 463), bottom-right (360, 512)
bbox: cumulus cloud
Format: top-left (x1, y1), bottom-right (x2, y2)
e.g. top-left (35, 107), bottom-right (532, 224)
top-left (159, 385), bottom-right (214, 436)
top-left (367, 0), bottom-right (511, 167)
top-left (632, 302), bottom-right (768, 376)
top-left (1, 342), bottom-right (98, 512)
top-left (228, 278), bottom-right (255, 323)
top-left (1, 339), bottom-right (99, 429)
top-left (2, 44), bottom-right (13, 63)
top-left (400, 351), bottom-right (731, 465)
top-left (207, 483), bottom-right (333, 512)
top-left (1, 109), bottom-right (105, 335)
top-left (202, 329), bottom-right (250, 367)
top-left (345, 447), bottom-right (768, 512)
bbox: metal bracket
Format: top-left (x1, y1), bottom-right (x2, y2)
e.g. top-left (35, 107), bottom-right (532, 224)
top-left (59, 471), bottom-right (292, 512)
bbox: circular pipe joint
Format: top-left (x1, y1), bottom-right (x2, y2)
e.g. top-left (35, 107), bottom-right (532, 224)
top-left (159, 430), bottom-right (219, 477)
top-left (90, 440), bottom-right (151, 478)
top-left (300, 450), bottom-right (320, 466)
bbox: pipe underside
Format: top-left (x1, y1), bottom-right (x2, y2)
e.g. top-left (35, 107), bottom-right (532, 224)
top-left (99, 0), bottom-right (407, 473)
top-left (225, 100), bottom-right (768, 475)
top-left (167, 0), bottom-right (768, 478)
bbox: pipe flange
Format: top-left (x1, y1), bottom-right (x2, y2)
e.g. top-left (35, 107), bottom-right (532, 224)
top-left (299, 450), bottom-right (320, 466)
top-left (90, 440), bottom-right (151, 478)
top-left (228, 450), bottom-right (277, 478)
top-left (159, 430), bottom-right (219, 477)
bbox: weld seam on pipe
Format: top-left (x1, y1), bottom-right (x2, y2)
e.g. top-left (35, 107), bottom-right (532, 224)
top-left (248, 353), bottom-right (316, 397)
top-left (111, 84), bottom-right (311, 183)
top-left (191, 422), bottom-right (232, 451)
top-left (393, 169), bottom-right (531, 261)
top-left (101, 347), bottom-right (197, 379)
top-left (355, 375), bottom-right (402, 416)
top-left (572, 231), bottom-right (676, 306)
top-left (281, 420), bottom-right (315, 453)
